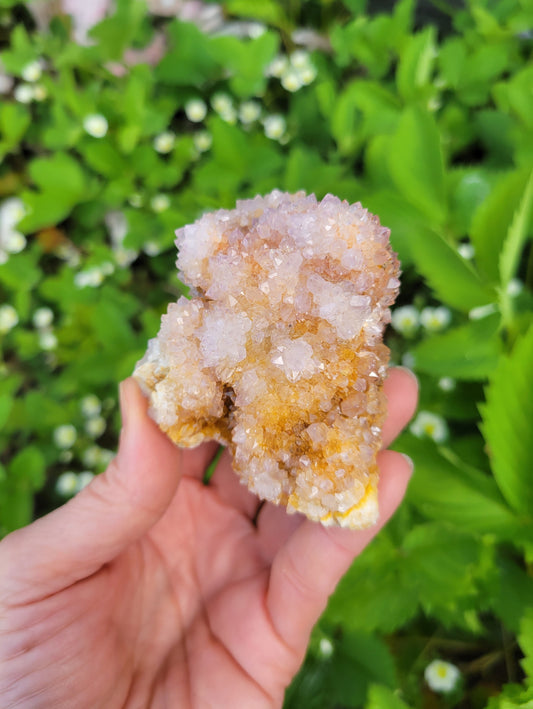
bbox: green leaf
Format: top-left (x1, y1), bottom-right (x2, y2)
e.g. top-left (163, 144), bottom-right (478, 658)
top-left (9, 446), bottom-right (46, 489)
top-left (89, 0), bottom-right (148, 61)
top-left (155, 21), bottom-right (219, 86)
top-left (226, 0), bottom-right (289, 29)
top-left (519, 607), bottom-right (533, 684)
top-left (499, 171), bottom-right (533, 289)
top-left (407, 227), bottom-right (496, 313)
top-left (399, 436), bottom-right (522, 539)
top-left (19, 153), bottom-right (92, 232)
top-left (0, 394), bottom-right (13, 431)
top-left (210, 32), bottom-right (279, 98)
top-left (0, 103), bottom-right (31, 155)
top-left (396, 26), bottom-right (437, 102)
top-left (471, 168), bottom-right (533, 283)
top-left (388, 107), bottom-right (446, 224)
top-left (491, 556), bottom-right (533, 634)
top-left (412, 315), bottom-right (501, 381)
top-left (480, 326), bottom-right (533, 517)
top-left (367, 685), bottom-right (413, 709)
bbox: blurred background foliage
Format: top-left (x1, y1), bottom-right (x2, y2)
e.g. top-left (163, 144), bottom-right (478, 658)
top-left (0, 0), bottom-right (532, 706)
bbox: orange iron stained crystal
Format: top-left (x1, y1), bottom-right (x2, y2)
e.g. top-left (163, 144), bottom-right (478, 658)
top-left (134, 191), bottom-right (400, 528)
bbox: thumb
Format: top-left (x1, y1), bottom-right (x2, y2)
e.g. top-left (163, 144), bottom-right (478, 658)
top-left (0, 379), bottom-right (182, 604)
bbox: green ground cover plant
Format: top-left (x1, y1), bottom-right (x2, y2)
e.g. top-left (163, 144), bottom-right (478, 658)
top-left (0, 0), bottom-right (532, 705)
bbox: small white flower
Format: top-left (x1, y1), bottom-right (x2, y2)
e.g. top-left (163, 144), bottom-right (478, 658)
top-left (457, 242), bottom-right (475, 259)
top-left (128, 193), bottom-right (144, 208)
top-left (424, 659), bottom-right (461, 693)
top-left (263, 114), bottom-right (286, 141)
top-left (193, 131), bottom-right (212, 153)
top-left (32, 84), bottom-right (48, 101)
top-left (53, 424), bottom-right (77, 449)
top-left (83, 114), bottom-right (109, 138)
top-left (420, 306), bottom-right (452, 333)
top-left (211, 93), bottom-right (233, 115)
top-left (100, 261), bottom-right (115, 276)
top-left (298, 64), bottom-right (318, 85)
top-left (507, 278), bottom-right (523, 297)
top-left (81, 395), bottom-right (101, 419)
top-left (438, 377), bottom-right (456, 392)
top-left (21, 59), bottom-right (44, 82)
top-left (239, 100), bottom-right (261, 124)
top-left (56, 471), bottom-right (79, 497)
top-left (185, 98), bottom-right (207, 123)
top-left (56, 243), bottom-right (81, 267)
top-left (33, 307), bottom-right (54, 329)
top-left (469, 303), bottom-right (497, 320)
top-left (74, 267), bottom-right (104, 288)
top-left (0, 304), bottom-right (18, 333)
top-left (77, 471), bottom-right (95, 490)
top-left (114, 247), bottom-right (138, 267)
top-left (143, 240), bottom-right (162, 256)
top-left (14, 83), bottom-right (34, 103)
top-left (391, 305), bottom-right (420, 336)
top-left (248, 22), bottom-right (266, 38)
top-left (82, 445), bottom-right (103, 467)
top-left (290, 50), bottom-right (311, 70)
top-left (401, 352), bottom-right (416, 369)
top-left (266, 55), bottom-right (288, 78)
top-left (105, 210), bottom-right (128, 247)
top-left (3, 230), bottom-right (26, 254)
top-left (318, 638), bottom-right (334, 658)
top-left (219, 105), bottom-right (237, 124)
top-left (150, 194), bottom-right (170, 213)
top-left (153, 131), bottom-right (176, 154)
top-left (281, 69), bottom-right (304, 92)
top-left (85, 416), bottom-right (106, 438)
top-left (39, 330), bottom-right (58, 350)
top-left (0, 250), bottom-right (8, 265)
top-left (410, 411), bottom-right (448, 443)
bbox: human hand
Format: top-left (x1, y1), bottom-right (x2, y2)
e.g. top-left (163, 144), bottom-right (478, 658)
top-left (0, 368), bottom-right (417, 709)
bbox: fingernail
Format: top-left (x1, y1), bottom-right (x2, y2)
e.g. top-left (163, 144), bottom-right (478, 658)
top-left (396, 366), bottom-right (419, 386)
top-left (400, 453), bottom-right (414, 476)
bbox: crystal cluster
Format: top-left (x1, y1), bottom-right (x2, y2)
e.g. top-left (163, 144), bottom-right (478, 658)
top-left (134, 191), bottom-right (400, 528)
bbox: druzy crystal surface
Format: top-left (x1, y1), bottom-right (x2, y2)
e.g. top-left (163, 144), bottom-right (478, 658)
top-left (134, 191), bottom-right (400, 528)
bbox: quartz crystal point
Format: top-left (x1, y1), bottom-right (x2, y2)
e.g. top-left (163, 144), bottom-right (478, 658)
top-left (134, 191), bottom-right (400, 528)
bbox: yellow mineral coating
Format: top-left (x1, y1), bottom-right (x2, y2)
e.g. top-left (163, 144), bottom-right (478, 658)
top-left (134, 191), bottom-right (400, 528)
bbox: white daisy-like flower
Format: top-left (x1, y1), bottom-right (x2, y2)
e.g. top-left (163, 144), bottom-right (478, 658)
top-left (298, 64), bottom-right (318, 85)
top-left (185, 98), bottom-right (207, 123)
top-left (469, 303), bottom-right (497, 320)
top-left (0, 304), bottom-right (18, 333)
top-left (266, 55), bottom-right (288, 78)
top-left (153, 131), bottom-right (176, 154)
top-left (105, 210), bottom-right (128, 247)
top-left (32, 84), bottom-right (48, 101)
top-left (263, 114), bottom-right (286, 141)
top-left (33, 307), bottom-right (54, 329)
top-left (391, 305), bottom-right (420, 336)
top-left (150, 194), bottom-right (171, 213)
top-left (410, 411), bottom-right (449, 443)
top-left (248, 22), bottom-right (266, 38)
top-left (56, 471), bottom-right (79, 497)
top-left (3, 230), bottom-right (26, 254)
top-left (239, 100), bottom-right (261, 124)
top-left (507, 278), bottom-right (523, 297)
top-left (143, 240), bottom-right (162, 256)
top-left (53, 424), bottom-right (77, 449)
top-left (211, 93), bottom-right (233, 115)
top-left (424, 659), bottom-right (461, 693)
top-left (14, 83), bottom-right (34, 103)
top-left (193, 131), bottom-right (212, 153)
top-left (281, 69), bottom-right (304, 93)
top-left (457, 242), bottom-right (475, 259)
top-left (83, 113), bottom-right (109, 138)
top-left (85, 416), bottom-right (106, 438)
top-left (82, 445), bottom-right (103, 468)
top-left (74, 267), bottom-right (105, 288)
top-left (318, 638), bottom-right (334, 658)
top-left (420, 306), bottom-right (452, 333)
top-left (39, 330), bottom-right (58, 351)
top-left (290, 50), bottom-right (311, 70)
top-left (77, 471), bottom-right (95, 490)
top-left (438, 377), bottom-right (456, 392)
top-left (21, 59), bottom-right (44, 82)
top-left (128, 193), bottom-right (144, 208)
top-left (81, 394), bottom-right (102, 419)
top-left (114, 246), bottom-right (138, 267)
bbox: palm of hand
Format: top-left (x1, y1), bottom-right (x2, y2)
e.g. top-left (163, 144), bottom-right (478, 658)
top-left (0, 370), bottom-right (417, 709)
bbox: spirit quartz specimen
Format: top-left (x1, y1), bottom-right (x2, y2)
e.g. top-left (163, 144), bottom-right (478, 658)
top-left (134, 191), bottom-right (400, 528)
